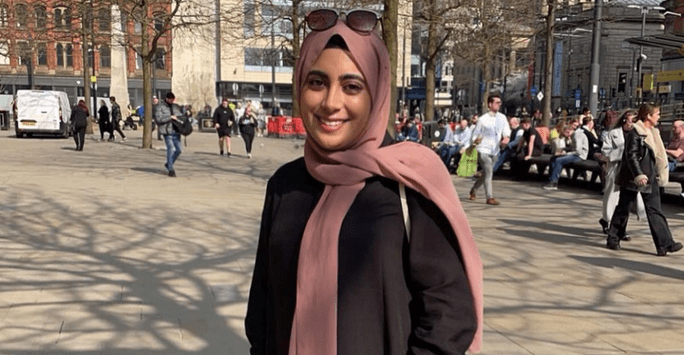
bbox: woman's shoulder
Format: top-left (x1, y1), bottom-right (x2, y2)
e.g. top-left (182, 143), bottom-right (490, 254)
top-left (268, 157), bottom-right (322, 193)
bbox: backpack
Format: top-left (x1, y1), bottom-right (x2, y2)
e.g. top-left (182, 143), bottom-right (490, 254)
top-left (172, 116), bottom-right (193, 136)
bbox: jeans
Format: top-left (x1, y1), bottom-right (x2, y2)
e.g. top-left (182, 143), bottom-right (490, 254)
top-left (472, 153), bottom-right (496, 198)
top-left (73, 125), bottom-right (86, 151)
top-left (493, 147), bottom-right (513, 172)
top-left (164, 133), bottom-right (182, 171)
top-left (439, 144), bottom-right (461, 167)
top-left (549, 154), bottom-right (582, 183)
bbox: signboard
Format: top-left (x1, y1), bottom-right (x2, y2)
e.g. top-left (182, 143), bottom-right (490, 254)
top-left (575, 88), bottom-right (582, 99)
top-left (536, 92), bottom-right (544, 101)
top-left (232, 83), bottom-right (239, 95)
top-left (656, 69), bottom-right (684, 83)
top-left (530, 85), bottom-right (539, 95)
top-left (644, 74), bottom-right (654, 91)
top-left (90, 76), bottom-right (97, 83)
top-left (575, 99), bottom-right (581, 109)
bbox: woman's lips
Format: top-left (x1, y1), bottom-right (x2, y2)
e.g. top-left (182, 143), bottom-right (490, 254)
top-left (317, 115), bottom-right (347, 132)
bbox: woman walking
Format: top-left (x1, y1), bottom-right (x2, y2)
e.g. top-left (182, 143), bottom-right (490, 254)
top-left (607, 103), bottom-right (683, 256)
top-left (239, 102), bottom-right (257, 158)
top-left (97, 100), bottom-right (112, 141)
top-left (599, 109), bottom-right (645, 236)
top-left (245, 10), bottom-right (482, 354)
top-left (71, 100), bottom-right (89, 151)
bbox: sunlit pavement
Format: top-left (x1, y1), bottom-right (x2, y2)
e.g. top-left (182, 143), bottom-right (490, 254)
top-left (1, 128), bottom-right (683, 354)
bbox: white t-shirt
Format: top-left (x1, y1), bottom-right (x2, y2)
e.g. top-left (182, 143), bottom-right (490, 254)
top-left (471, 111), bottom-right (511, 156)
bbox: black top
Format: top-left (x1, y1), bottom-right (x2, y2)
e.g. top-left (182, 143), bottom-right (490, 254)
top-left (245, 157), bottom-right (476, 355)
top-left (98, 106), bottom-right (110, 124)
top-left (519, 126), bottom-right (544, 157)
top-left (71, 106), bottom-right (89, 129)
top-left (212, 106), bottom-right (235, 133)
top-left (616, 128), bottom-right (657, 193)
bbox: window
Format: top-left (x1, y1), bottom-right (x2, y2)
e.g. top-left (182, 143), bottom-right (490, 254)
top-left (0, 41), bottom-right (9, 65)
top-left (617, 72), bottom-right (627, 93)
top-left (17, 42), bottom-right (30, 66)
top-left (35, 5), bottom-right (46, 29)
top-left (134, 20), bottom-right (141, 33)
top-left (99, 8), bottom-right (110, 31)
top-left (154, 14), bottom-right (164, 32)
top-left (56, 43), bottom-right (73, 68)
top-left (66, 44), bottom-right (73, 67)
top-left (243, 0), bottom-right (255, 37)
top-left (56, 43), bottom-right (64, 66)
top-left (37, 43), bottom-right (47, 65)
top-left (54, 7), bottom-right (71, 29)
top-left (135, 47), bottom-right (142, 69)
top-left (100, 45), bottom-right (110, 68)
top-left (0, 5), bottom-right (8, 27)
top-left (15, 4), bottom-right (28, 28)
top-left (155, 48), bottom-right (165, 69)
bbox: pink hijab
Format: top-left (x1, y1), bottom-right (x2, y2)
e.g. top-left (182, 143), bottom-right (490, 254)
top-left (289, 22), bottom-right (483, 354)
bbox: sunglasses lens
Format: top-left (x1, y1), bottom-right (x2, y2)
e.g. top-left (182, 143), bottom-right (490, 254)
top-left (347, 11), bottom-right (377, 33)
top-left (307, 9), bottom-right (337, 31)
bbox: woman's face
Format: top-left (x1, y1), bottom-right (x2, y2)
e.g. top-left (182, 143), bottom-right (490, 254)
top-left (645, 108), bottom-right (660, 127)
top-left (300, 48), bottom-right (372, 151)
top-left (622, 113), bottom-right (635, 131)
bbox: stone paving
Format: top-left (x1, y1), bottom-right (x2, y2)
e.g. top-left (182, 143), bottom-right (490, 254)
top-left (0, 128), bottom-right (683, 355)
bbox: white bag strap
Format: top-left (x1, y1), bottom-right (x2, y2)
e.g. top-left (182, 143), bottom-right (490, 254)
top-left (399, 182), bottom-right (411, 242)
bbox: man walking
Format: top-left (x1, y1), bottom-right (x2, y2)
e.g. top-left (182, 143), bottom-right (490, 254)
top-left (109, 96), bottom-right (126, 141)
top-left (213, 98), bottom-right (235, 156)
top-left (469, 94), bottom-right (511, 205)
top-left (156, 92), bottom-right (182, 177)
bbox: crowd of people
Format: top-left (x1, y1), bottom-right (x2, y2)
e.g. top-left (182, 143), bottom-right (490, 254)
top-left (417, 96), bottom-right (683, 256)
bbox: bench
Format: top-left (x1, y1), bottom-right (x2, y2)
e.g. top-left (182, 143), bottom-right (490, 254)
top-left (567, 159), bottom-right (603, 189)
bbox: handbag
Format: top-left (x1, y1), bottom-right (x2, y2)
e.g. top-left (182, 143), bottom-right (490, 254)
top-left (456, 147), bottom-right (478, 177)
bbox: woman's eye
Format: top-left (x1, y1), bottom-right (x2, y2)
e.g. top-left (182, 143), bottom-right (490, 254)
top-left (343, 82), bottom-right (364, 94)
top-left (307, 77), bottom-right (326, 89)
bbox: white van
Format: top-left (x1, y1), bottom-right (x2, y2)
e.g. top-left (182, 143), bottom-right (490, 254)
top-left (14, 90), bottom-right (72, 138)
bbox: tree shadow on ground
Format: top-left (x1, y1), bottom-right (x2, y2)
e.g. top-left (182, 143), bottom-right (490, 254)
top-left (0, 188), bottom-right (254, 354)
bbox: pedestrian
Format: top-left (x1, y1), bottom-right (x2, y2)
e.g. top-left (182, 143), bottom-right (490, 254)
top-left (212, 98), bottom-right (235, 156)
top-left (109, 96), bottom-right (126, 141)
top-left (239, 101), bottom-right (258, 158)
top-left (155, 92), bottom-right (183, 177)
top-left (468, 93), bottom-right (511, 205)
top-left (599, 109), bottom-right (645, 237)
top-left (245, 13), bottom-right (482, 354)
top-left (256, 106), bottom-right (266, 137)
top-left (71, 99), bottom-right (89, 151)
top-left (97, 99), bottom-right (112, 141)
top-left (234, 101), bottom-right (244, 137)
top-left (607, 103), bottom-right (683, 256)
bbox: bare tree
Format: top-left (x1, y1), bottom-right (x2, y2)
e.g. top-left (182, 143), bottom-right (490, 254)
top-left (110, 0), bottom-right (216, 148)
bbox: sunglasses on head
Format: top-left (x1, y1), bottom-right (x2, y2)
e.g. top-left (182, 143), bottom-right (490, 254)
top-left (306, 9), bottom-right (381, 35)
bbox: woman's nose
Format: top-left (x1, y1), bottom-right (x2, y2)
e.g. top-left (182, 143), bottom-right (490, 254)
top-left (322, 85), bottom-right (343, 112)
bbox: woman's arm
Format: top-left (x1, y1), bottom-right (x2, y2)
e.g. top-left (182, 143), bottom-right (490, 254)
top-left (245, 180), bottom-right (276, 354)
top-left (407, 190), bottom-right (476, 354)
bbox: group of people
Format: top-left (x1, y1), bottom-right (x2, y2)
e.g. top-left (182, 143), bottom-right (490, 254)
top-left (211, 99), bottom-right (263, 159)
top-left (70, 96), bottom-right (126, 151)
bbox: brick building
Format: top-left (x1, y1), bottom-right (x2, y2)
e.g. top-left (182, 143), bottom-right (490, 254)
top-left (0, 0), bottom-right (172, 109)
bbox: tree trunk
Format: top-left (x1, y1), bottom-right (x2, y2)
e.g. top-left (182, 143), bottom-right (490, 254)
top-left (482, 48), bottom-right (491, 113)
top-left (425, 11), bottom-right (437, 123)
top-left (290, 3), bottom-right (301, 118)
top-left (142, 12), bottom-right (153, 149)
top-left (81, 9), bottom-right (92, 134)
top-left (383, 0), bottom-right (398, 136)
top-left (543, 1), bottom-right (555, 127)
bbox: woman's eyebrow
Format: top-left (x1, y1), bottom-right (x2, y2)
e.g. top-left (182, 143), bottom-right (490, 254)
top-left (340, 73), bottom-right (365, 82)
top-left (307, 70), bottom-right (328, 78)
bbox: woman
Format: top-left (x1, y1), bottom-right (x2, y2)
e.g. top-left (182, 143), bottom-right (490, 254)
top-left (599, 109), bottom-right (645, 236)
top-left (239, 102), bottom-right (258, 158)
top-left (71, 100), bottom-right (89, 151)
top-left (97, 100), bottom-right (112, 141)
top-left (245, 11), bottom-right (482, 354)
top-left (607, 104), bottom-right (683, 256)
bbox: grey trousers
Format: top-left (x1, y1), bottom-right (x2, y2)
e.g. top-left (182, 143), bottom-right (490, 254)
top-left (472, 153), bottom-right (496, 199)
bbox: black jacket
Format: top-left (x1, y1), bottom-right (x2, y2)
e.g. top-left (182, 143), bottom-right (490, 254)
top-left (212, 106), bottom-right (235, 128)
top-left (98, 106), bottom-right (110, 125)
top-left (245, 157), bottom-right (476, 355)
top-left (616, 128), bottom-right (656, 193)
top-left (71, 106), bottom-right (89, 129)
top-left (584, 127), bottom-right (603, 157)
